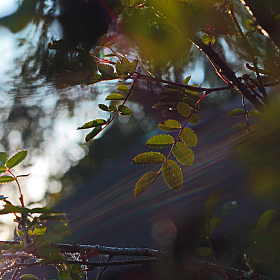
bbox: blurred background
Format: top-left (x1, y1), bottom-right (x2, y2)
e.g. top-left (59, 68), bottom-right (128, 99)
top-left (0, 0), bottom-right (280, 279)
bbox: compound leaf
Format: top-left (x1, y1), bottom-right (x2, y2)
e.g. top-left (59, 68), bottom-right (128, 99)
top-left (85, 127), bottom-right (102, 142)
top-left (172, 142), bottom-right (194, 166)
top-left (77, 119), bottom-right (107, 130)
top-left (134, 171), bottom-right (159, 197)
top-left (180, 127), bottom-right (197, 147)
top-left (146, 134), bottom-right (174, 149)
top-left (162, 160), bottom-right (183, 191)
top-left (158, 119), bottom-right (181, 132)
top-left (6, 150), bottom-right (28, 169)
top-left (132, 152), bottom-right (166, 165)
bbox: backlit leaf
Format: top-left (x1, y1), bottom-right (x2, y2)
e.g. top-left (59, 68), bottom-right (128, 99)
top-left (226, 108), bottom-right (245, 117)
top-left (256, 210), bottom-right (276, 230)
top-left (0, 152), bottom-right (8, 165)
top-left (106, 93), bottom-right (125, 100)
top-left (98, 104), bottom-right (110, 111)
top-left (248, 110), bottom-right (262, 118)
top-left (117, 85), bottom-right (130, 91)
top-left (172, 142), bottom-right (194, 166)
top-left (195, 246), bottom-right (212, 257)
top-left (202, 34), bottom-right (216, 45)
top-left (0, 166), bottom-right (7, 174)
top-left (109, 105), bottom-right (117, 112)
top-left (158, 119), bottom-right (181, 132)
top-left (162, 160), bottom-right (183, 191)
top-left (85, 127), bottom-right (102, 142)
top-left (0, 176), bottom-right (15, 183)
top-left (234, 122), bottom-right (247, 131)
top-left (77, 119), bottom-right (107, 130)
top-left (132, 152), bottom-right (166, 165)
top-left (33, 227), bottom-right (47, 236)
top-left (180, 127), bottom-right (197, 147)
top-left (189, 113), bottom-right (199, 124)
top-left (246, 19), bottom-right (255, 30)
top-left (116, 57), bottom-right (133, 77)
top-left (184, 75), bottom-right (191, 85)
top-left (19, 274), bottom-right (40, 280)
top-left (134, 171), bottom-right (159, 197)
top-left (146, 134), bottom-right (174, 148)
top-left (6, 150), bottom-right (28, 169)
top-left (118, 105), bottom-right (132, 115)
top-left (177, 102), bottom-right (191, 117)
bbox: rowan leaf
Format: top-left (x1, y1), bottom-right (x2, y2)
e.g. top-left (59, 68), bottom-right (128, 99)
top-left (177, 102), bottom-right (191, 117)
top-left (106, 93), bottom-right (125, 100)
top-left (132, 152), bottom-right (166, 165)
top-left (77, 119), bottom-right (107, 130)
top-left (6, 150), bottom-right (28, 169)
top-left (189, 113), bottom-right (199, 124)
top-left (162, 160), bottom-right (183, 191)
top-left (118, 105), bottom-right (132, 116)
top-left (182, 96), bottom-right (197, 108)
top-left (98, 64), bottom-right (114, 77)
top-left (158, 119), bottom-right (181, 132)
top-left (117, 85), bottom-right (130, 91)
top-left (0, 166), bottom-right (7, 174)
top-left (180, 127), bottom-right (197, 147)
top-left (205, 189), bottom-right (221, 219)
top-left (0, 152), bottom-right (8, 165)
top-left (184, 75), bottom-right (191, 85)
top-left (98, 104), bottom-right (110, 111)
top-left (226, 108), bottom-right (245, 117)
top-left (146, 134), bottom-right (174, 148)
top-left (172, 142), bottom-right (194, 166)
top-left (134, 171), bottom-right (159, 197)
top-left (248, 109), bottom-right (262, 118)
top-left (202, 34), bottom-right (216, 45)
top-left (0, 176), bottom-right (15, 184)
top-left (234, 122), bottom-right (247, 131)
top-left (85, 127), bottom-right (102, 142)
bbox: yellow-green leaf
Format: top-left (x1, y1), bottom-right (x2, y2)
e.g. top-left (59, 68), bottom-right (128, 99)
top-left (226, 108), bottom-right (245, 117)
top-left (177, 102), bottom-right (191, 117)
top-left (85, 127), bottom-right (102, 142)
top-left (77, 119), bottom-right (107, 130)
top-left (106, 93), bottom-right (125, 100)
top-left (6, 150), bottom-right (28, 169)
top-left (180, 127), bottom-right (197, 147)
top-left (0, 166), bottom-right (7, 174)
top-left (172, 142), bottom-right (194, 166)
top-left (189, 113), bottom-right (199, 124)
top-left (184, 75), bottom-right (191, 85)
top-left (248, 110), bottom-right (262, 118)
top-left (117, 85), bottom-right (130, 91)
top-left (132, 152), bottom-right (166, 165)
top-left (0, 152), bottom-right (8, 166)
top-left (234, 122), bottom-right (247, 131)
top-left (134, 171), bottom-right (159, 197)
top-left (162, 160), bottom-right (183, 191)
top-left (146, 134), bottom-right (174, 149)
top-left (0, 176), bottom-right (15, 183)
top-left (158, 119), bottom-right (181, 132)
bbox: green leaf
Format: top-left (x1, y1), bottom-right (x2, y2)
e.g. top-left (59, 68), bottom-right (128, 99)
top-left (109, 105), bottom-right (117, 112)
top-left (249, 123), bottom-right (262, 131)
top-left (162, 160), bottom-right (183, 191)
top-left (134, 171), bottom-right (159, 197)
top-left (6, 150), bottom-right (28, 169)
top-left (146, 134), bottom-right (174, 149)
top-left (118, 105), bottom-right (132, 116)
top-left (201, 216), bottom-right (221, 238)
top-left (177, 102), bottom-right (191, 117)
top-left (205, 189), bottom-right (221, 219)
top-left (116, 57), bottom-right (134, 77)
top-left (106, 93), bottom-right (125, 100)
top-left (184, 75), bottom-right (191, 85)
top-left (117, 85), bottom-right (130, 91)
top-left (182, 96), bottom-right (197, 108)
top-left (33, 227), bottom-right (47, 236)
top-left (0, 201), bottom-right (29, 215)
top-left (202, 34), bottom-right (216, 45)
top-left (0, 165), bottom-right (7, 174)
top-left (98, 104), bottom-right (110, 111)
top-left (172, 142), bottom-right (194, 166)
top-left (77, 119), bottom-right (107, 130)
top-left (226, 108), bottom-right (245, 117)
top-left (19, 274), bottom-right (40, 280)
top-left (132, 152), bottom-right (166, 165)
top-left (248, 109), bottom-right (262, 118)
top-left (256, 210), bottom-right (276, 230)
top-left (195, 246), bottom-right (212, 257)
top-left (0, 152), bottom-right (8, 165)
top-left (153, 102), bottom-right (177, 109)
top-left (180, 127), bottom-right (198, 147)
top-left (98, 64), bottom-right (114, 77)
top-left (189, 113), bottom-right (199, 125)
top-left (234, 122), bottom-right (247, 131)
top-left (185, 87), bottom-right (201, 100)
top-left (246, 19), bottom-right (255, 30)
top-left (85, 127), bottom-right (103, 142)
top-left (158, 119), bottom-right (181, 132)
top-left (0, 175), bottom-right (15, 183)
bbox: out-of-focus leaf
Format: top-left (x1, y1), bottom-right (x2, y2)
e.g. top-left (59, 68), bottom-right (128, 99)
top-left (182, 96), bottom-right (197, 108)
top-left (118, 105), bottom-right (132, 115)
top-left (205, 189), bottom-right (221, 219)
top-left (6, 150), bottom-right (28, 169)
top-left (19, 275), bottom-right (40, 280)
top-left (189, 113), bottom-right (200, 124)
top-left (153, 102), bottom-right (178, 108)
top-left (0, 176), bottom-right (15, 184)
top-left (180, 127), bottom-right (197, 147)
top-left (146, 134), bottom-right (174, 148)
top-left (106, 93), bottom-right (125, 100)
top-left (98, 104), bottom-right (110, 111)
top-left (33, 227), bottom-right (47, 236)
top-left (226, 108), bottom-right (245, 117)
top-left (177, 102), bottom-right (191, 117)
top-left (249, 123), bottom-right (262, 131)
top-left (256, 210), bottom-right (276, 230)
top-left (116, 57), bottom-right (135, 77)
top-left (85, 127), bottom-right (103, 142)
top-left (0, 166), bottom-right (7, 174)
top-left (77, 119), bottom-right (107, 130)
top-left (132, 152), bottom-right (166, 165)
top-left (0, 201), bottom-right (29, 215)
top-left (215, 201), bottom-right (238, 218)
top-left (184, 75), bottom-right (191, 85)
top-left (195, 246), bottom-right (212, 257)
top-left (98, 64), bottom-right (114, 77)
top-left (234, 122), bottom-right (247, 131)
top-left (162, 160), bottom-right (183, 191)
top-left (158, 119), bottom-right (181, 131)
top-left (109, 105), bottom-right (117, 112)
top-left (117, 85), bottom-right (130, 91)
top-left (246, 19), bottom-right (255, 30)
top-left (248, 110), bottom-right (262, 118)
top-left (200, 216), bottom-right (221, 238)
top-left (0, 152), bottom-right (8, 165)
top-left (172, 142), bottom-right (194, 166)
top-left (202, 34), bottom-right (216, 45)
top-left (134, 171), bottom-right (159, 197)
